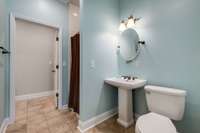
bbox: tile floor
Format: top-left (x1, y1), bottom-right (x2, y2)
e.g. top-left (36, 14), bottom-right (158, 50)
top-left (6, 96), bottom-right (134, 133)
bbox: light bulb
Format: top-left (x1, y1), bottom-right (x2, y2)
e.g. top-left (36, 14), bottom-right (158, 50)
top-left (72, 12), bottom-right (78, 17)
top-left (119, 21), bottom-right (126, 32)
top-left (127, 16), bottom-right (135, 28)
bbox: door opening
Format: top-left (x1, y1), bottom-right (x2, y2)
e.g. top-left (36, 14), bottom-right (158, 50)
top-left (68, 1), bottom-right (80, 115)
top-left (9, 14), bottom-right (63, 123)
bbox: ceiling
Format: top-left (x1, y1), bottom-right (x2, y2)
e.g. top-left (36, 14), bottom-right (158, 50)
top-left (57, 0), bottom-right (79, 6)
top-left (69, 0), bottom-right (79, 6)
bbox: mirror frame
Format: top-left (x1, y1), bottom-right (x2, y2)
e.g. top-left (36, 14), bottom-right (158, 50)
top-left (119, 29), bottom-right (145, 63)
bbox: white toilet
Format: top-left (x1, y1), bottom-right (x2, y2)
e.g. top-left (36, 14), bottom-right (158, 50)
top-left (135, 85), bottom-right (186, 133)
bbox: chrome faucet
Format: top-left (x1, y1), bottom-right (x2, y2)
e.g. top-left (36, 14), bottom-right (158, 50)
top-left (121, 76), bottom-right (136, 81)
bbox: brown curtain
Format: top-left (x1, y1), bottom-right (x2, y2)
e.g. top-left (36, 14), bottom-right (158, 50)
top-left (69, 33), bottom-right (80, 113)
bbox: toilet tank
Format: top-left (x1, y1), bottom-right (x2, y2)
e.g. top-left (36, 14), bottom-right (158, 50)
top-left (145, 85), bottom-right (186, 121)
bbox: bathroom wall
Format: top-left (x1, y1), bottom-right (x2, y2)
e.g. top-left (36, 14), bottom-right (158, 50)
top-left (8, 0), bottom-right (69, 105)
top-left (119, 0), bottom-right (200, 132)
top-left (80, 0), bottom-right (119, 121)
top-left (0, 0), bottom-right (6, 127)
top-left (3, 0), bottom-right (11, 120)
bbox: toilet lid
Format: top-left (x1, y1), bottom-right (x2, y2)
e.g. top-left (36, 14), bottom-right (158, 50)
top-left (137, 113), bottom-right (177, 133)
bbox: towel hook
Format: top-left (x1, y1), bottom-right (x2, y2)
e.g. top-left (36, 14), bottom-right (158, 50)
top-left (0, 46), bottom-right (10, 54)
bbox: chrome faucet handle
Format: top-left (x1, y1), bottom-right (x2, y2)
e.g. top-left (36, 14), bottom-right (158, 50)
top-left (127, 76), bottom-right (132, 80)
top-left (131, 76), bottom-right (138, 80)
top-left (121, 75), bottom-right (137, 80)
top-left (121, 75), bottom-right (127, 79)
top-left (121, 76), bottom-right (131, 80)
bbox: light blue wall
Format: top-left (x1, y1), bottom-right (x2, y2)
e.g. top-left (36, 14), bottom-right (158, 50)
top-left (4, 0), bottom-right (12, 119)
top-left (119, 0), bottom-right (200, 132)
top-left (0, 0), bottom-right (6, 126)
top-left (8, 0), bottom-right (69, 106)
top-left (80, 0), bottom-right (119, 121)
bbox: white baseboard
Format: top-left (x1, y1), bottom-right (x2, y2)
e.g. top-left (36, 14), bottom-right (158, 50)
top-left (15, 91), bottom-right (55, 101)
top-left (0, 118), bottom-right (10, 133)
top-left (77, 108), bottom-right (118, 133)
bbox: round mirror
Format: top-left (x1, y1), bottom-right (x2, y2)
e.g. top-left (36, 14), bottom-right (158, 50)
top-left (119, 28), bottom-right (140, 62)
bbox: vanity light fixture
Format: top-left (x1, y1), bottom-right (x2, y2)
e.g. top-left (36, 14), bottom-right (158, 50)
top-left (119, 15), bottom-right (140, 31)
top-left (119, 20), bottom-right (127, 32)
top-left (72, 12), bottom-right (78, 17)
top-left (127, 15), bottom-right (135, 28)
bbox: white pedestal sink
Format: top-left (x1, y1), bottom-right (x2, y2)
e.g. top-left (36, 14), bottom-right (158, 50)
top-left (105, 77), bottom-right (147, 128)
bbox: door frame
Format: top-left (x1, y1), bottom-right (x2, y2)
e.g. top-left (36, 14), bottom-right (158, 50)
top-left (9, 13), bottom-right (63, 123)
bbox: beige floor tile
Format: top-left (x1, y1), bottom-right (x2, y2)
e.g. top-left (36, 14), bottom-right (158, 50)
top-left (6, 96), bottom-right (135, 133)
top-left (15, 119), bottom-right (27, 125)
top-left (49, 123), bottom-right (71, 133)
top-left (16, 100), bottom-right (27, 107)
top-left (6, 123), bottom-right (27, 133)
top-left (16, 109), bottom-right (27, 116)
top-left (15, 112), bottom-right (27, 119)
top-left (28, 127), bottom-right (50, 133)
top-left (72, 129), bottom-right (81, 133)
top-left (44, 110), bottom-right (62, 119)
top-left (28, 105), bottom-right (43, 112)
top-left (41, 105), bottom-right (56, 113)
top-left (47, 116), bottom-right (67, 127)
top-left (28, 121), bottom-right (49, 131)
top-left (27, 109), bottom-right (43, 118)
top-left (28, 115), bottom-right (46, 125)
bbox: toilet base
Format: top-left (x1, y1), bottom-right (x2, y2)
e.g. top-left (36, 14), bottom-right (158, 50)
top-left (117, 118), bottom-right (134, 128)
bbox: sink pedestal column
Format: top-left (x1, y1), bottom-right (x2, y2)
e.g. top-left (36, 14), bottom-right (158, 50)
top-left (117, 88), bottom-right (134, 128)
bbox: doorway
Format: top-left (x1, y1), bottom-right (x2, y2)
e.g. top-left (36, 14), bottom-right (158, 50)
top-left (68, 1), bottom-right (80, 114)
top-left (9, 14), bottom-right (63, 123)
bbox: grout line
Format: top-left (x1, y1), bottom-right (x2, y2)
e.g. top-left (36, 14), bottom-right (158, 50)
top-left (43, 111), bottom-right (51, 133)
top-left (44, 109), bottom-right (52, 133)
top-left (14, 96), bottom-right (62, 133)
top-left (43, 96), bottom-right (56, 133)
top-left (26, 99), bottom-right (28, 132)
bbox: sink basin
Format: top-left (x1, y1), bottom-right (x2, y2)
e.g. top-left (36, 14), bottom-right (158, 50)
top-left (105, 77), bottom-right (147, 128)
top-left (105, 78), bottom-right (147, 89)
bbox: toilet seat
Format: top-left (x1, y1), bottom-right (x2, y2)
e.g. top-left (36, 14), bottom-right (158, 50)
top-left (135, 112), bottom-right (177, 133)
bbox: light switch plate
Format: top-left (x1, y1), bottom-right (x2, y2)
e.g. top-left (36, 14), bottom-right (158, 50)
top-left (90, 60), bottom-right (95, 69)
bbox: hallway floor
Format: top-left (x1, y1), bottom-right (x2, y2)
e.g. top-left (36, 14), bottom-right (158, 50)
top-left (6, 96), bottom-right (134, 133)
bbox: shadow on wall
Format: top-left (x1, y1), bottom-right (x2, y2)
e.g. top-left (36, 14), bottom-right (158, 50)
top-left (96, 83), bottom-right (118, 116)
top-left (133, 87), bottom-right (148, 115)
